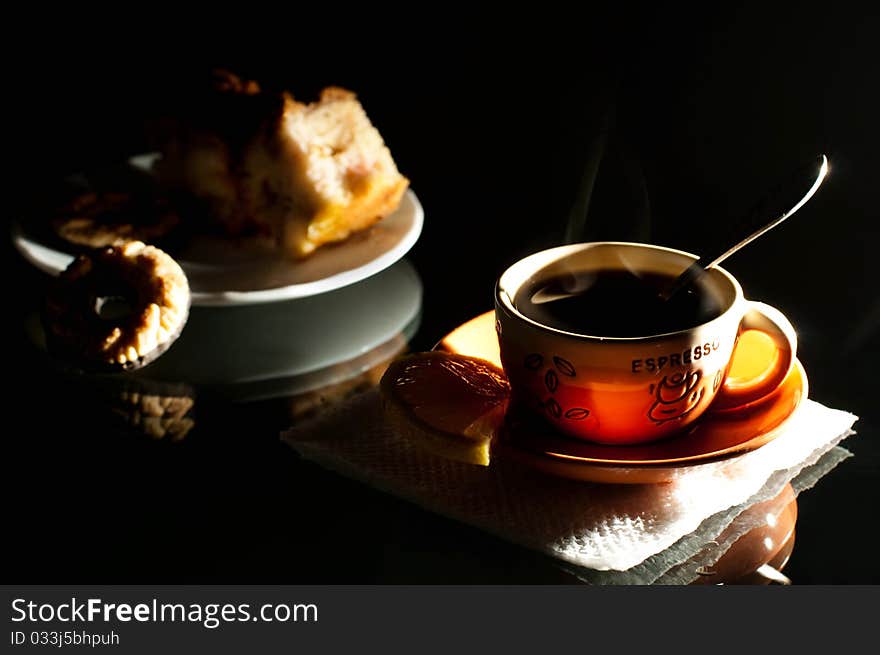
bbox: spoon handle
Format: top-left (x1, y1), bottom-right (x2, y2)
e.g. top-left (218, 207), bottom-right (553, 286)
top-left (704, 154), bottom-right (828, 270)
top-left (661, 154), bottom-right (829, 301)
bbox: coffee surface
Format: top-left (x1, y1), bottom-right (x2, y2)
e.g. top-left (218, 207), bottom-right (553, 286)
top-left (514, 270), bottom-right (724, 337)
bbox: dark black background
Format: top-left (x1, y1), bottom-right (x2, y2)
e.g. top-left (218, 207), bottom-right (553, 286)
top-left (3, 5), bottom-right (879, 583)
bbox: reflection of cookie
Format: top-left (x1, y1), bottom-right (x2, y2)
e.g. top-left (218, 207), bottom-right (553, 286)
top-left (44, 241), bottom-right (190, 371)
top-left (86, 377), bottom-right (196, 442)
top-left (114, 387), bottom-right (195, 441)
top-left (52, 190), bottom-right (180, 249)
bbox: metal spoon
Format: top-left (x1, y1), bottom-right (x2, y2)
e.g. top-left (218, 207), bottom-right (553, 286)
top-left (660, 154), bottom-right (829, 301)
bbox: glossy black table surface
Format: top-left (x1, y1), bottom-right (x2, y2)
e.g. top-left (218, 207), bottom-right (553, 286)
top-left (3, 6), bottom-right (879, 584)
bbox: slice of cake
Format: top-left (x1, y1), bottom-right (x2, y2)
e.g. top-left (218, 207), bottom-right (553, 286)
top-left (156, 72), bottom-right (409, 257)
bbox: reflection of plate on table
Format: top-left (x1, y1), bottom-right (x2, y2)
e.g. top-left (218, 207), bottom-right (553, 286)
top-left (436, 311), bottom-right (807, 484)
top-left (139, 259), bottom-right (422, 401)
top-left (12, 153), bottom-right (424, 307)
top-left (25, 260), bottom-right (423, 403)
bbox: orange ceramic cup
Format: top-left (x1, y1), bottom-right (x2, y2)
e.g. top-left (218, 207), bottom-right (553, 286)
top-left (495, 242), bottom-right (797, 445)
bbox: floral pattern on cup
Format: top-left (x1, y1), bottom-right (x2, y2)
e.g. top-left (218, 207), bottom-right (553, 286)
top-left (647, 369), bottom-right (705, 425)
top-left (525, 353), bottom-right (591, 421)
top-left (553, 356), bottom-right (576, 377)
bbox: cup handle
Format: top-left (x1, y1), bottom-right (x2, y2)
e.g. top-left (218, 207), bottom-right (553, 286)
top-left (712, 301), bottom-right (797, 411)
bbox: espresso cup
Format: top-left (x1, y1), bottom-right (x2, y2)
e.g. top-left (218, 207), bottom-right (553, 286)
top-left (494, 242), bottom-right (797, 445)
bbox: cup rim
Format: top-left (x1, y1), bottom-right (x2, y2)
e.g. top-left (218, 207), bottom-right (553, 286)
top-left (495, 241), bottom-right (745, 342)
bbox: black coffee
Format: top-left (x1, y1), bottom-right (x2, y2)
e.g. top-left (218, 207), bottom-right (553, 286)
top-left (514, 270), bottom-right (723, 337)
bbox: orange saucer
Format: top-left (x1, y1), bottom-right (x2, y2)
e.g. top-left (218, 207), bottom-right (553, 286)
top-left (436, 311), bottom-right (807, 484)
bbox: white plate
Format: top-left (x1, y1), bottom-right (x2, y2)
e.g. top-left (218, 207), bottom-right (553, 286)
top-left (12, 153), bottom-right (424, 307)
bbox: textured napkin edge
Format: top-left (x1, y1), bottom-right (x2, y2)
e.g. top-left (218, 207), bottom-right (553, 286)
top-left (551, 403), bottom-right (859, 573)
top-left (558, 419), bottom-right (857, 580)
top-left (664, 444), bottom-right (854, 584)
top-left (284, 392), bottom-right (859, 579)
top-left (571, 442), bottom-right (853, 585)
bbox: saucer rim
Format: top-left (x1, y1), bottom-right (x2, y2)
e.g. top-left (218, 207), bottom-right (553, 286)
top-left (505, 359), bottom-right (807, 469)
top-left (435, 310), bottom-right (807, 477)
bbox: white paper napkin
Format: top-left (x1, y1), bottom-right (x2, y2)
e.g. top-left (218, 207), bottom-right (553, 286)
top-left (582, 445), bottom-right (851, 584)
top-left (282, 391), bottom-right (857, 580)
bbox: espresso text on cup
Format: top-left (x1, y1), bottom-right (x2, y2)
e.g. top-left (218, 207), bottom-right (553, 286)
top-left (631, 339), bottom-right (722, 373)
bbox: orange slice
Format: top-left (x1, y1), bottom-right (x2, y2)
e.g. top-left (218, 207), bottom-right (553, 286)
top-left (380, 352), bottom-right (510, 465)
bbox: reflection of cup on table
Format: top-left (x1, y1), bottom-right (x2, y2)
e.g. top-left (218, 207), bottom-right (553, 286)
top-left (689, 483), bottom-right (797, 585)
top-left (495, 242), bottom-right (797, 445)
